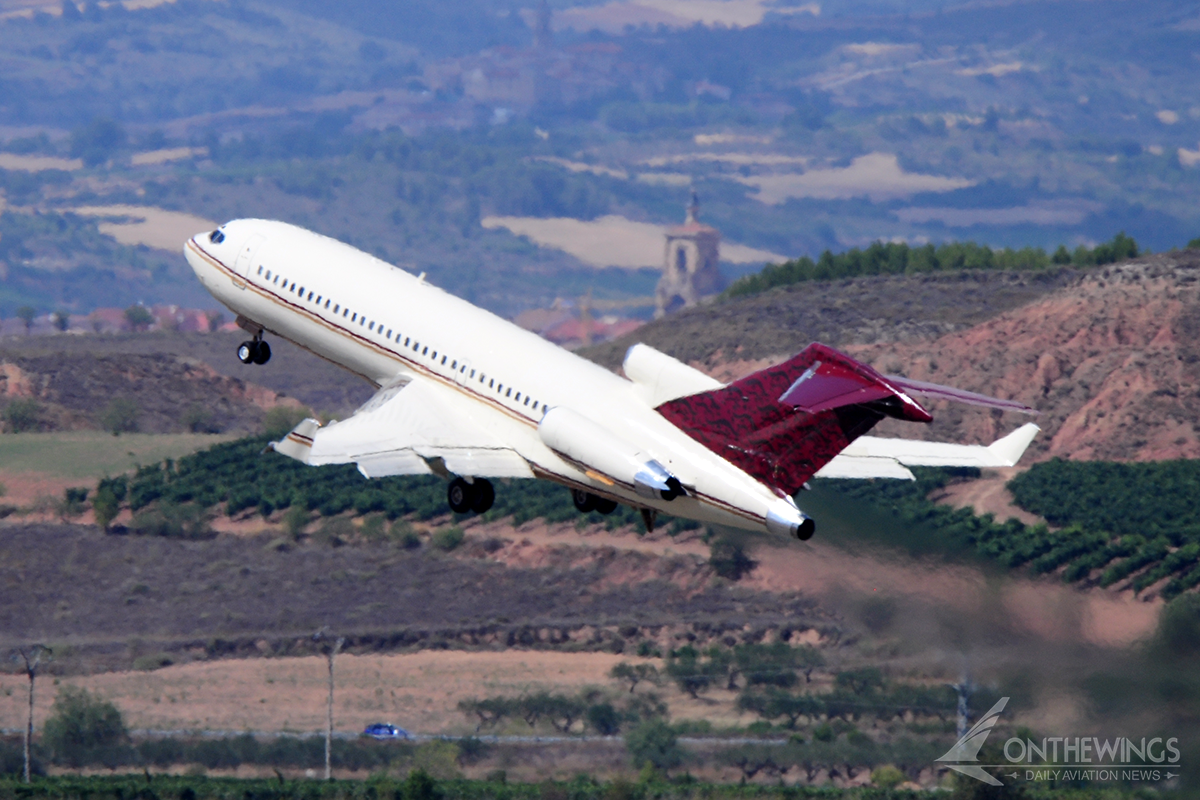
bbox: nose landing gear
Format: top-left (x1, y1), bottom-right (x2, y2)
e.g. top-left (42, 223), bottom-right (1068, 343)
top-left (237, 337), bottom-right (271, 365)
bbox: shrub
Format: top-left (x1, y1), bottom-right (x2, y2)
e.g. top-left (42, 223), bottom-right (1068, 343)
top-left (129, 502), bottom-right (213, 539)
top-left (132, 653), bottom-right (174, 671)
top-left (181, 404), bottom-right (220, 433)
top-left (2, 398), bottom-right (42, 432)
top-left (98, 398), bottom-right (139, 436)
top-left (872, 764), bottom-right (906, 788)
top-left (42, 687), bottom-right (128, 767)
top-left (709, 540), bottom-right (756, 580)
top-left (432, 526), bottom-right (464, 551)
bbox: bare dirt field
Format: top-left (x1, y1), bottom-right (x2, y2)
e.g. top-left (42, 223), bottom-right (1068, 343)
top-left (735, 153), bottom-right (973, 204)
top-left (480, 215), bottom-right (786, 269)
top-left (68, 205), bottom-right (219, 252)
top-left (0, 648), bottom-right (772, 737)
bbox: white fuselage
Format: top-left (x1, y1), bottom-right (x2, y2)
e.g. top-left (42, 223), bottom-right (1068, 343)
top-left (185, 219), bottom-right (801, 534)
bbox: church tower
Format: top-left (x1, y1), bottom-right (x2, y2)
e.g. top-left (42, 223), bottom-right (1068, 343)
top-left (655, 191), bottom-right (724, 318)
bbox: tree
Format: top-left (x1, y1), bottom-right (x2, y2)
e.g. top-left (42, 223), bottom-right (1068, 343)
top-left (15, 306), bottom-right (36, 334)
top-left (624, 719), bottom-right (682, 773)
top-left (587, 702), bottom-right (621, 735)
top-left (263, 405), bottom-right (311, 439)
top-left (610, 662), bottom-right (660, 693)
top-left (42, 686), bottom-right (127, 767)
top-left (665, 645), bottom-right (728, 698)
top-left (123, 305), bottom-right (154, 332)
top-left (98, 398), bottom-right (138, 435)
top-left (52, 311), bottom-right (69, 332)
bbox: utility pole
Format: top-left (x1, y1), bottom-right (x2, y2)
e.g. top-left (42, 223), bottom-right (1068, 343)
top-left (951, 670), bottom-right (972, 740)
top-left (313, 631), bottom-right (344, 781)
top-left (16, 645), bottom-right (48, 784)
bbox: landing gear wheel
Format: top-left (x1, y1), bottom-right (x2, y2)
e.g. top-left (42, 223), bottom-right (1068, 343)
top-left (470, 479), bottom-right (494, 513)
top-left (237, 341), bottom-right (256, 364)
top-left (572, 488), bottom-right (597, 513)
top-left (593, 496), bottom-right (618, 515)
top-left (447, 478), bottom-right (473, 514)
top-left (252, 340), bottom-right (271, 365)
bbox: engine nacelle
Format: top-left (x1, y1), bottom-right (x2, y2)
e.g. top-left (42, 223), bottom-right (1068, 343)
top-left (538, 406), bottom-right (683, 500)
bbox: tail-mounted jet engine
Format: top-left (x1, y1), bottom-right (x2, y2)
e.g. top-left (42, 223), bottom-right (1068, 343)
top-left (538, 407), bottom-right (685, 500)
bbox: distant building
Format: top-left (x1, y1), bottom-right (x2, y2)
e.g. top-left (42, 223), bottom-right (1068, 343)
top-left (655, 192), bottom-right (724, 318)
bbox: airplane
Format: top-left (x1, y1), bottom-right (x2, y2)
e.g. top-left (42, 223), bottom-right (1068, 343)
top-left (184, 219), bottom-right (1039, 540)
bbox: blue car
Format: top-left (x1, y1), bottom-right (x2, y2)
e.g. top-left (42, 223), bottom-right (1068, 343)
top-left (363, 723), bottom-right (410, 740)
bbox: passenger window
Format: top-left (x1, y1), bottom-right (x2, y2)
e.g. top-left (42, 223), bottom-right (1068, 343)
top-left (451, 360), bottom-right (457, 370)
top-left (344, 309), bottom-right (349, 318)
top-left (515, 392), bottom-right (521, 402)
top-left (506, 388), bottom-right (512, 398)
top-left (387, 329), bottom-right (392, 338)
top-left (291, 282), bottom-right (297, 291)
top-left (413, 341), bottom-right (420, 351)
top-left (405, 338), bottom-right (410, 346)
top-left (423, 346), bottom-right (428, 355)
top-left (469, 369), bottom-right (475, 378)
top-left (441, 356), bottom-right (447, 365)
top-left (257, 266), bottom-right (263, 275)
top-left (307, 291), bottom-right (313, 301)
top-left (524, 397), bottom-right (530, 406)
top-left (369, 322), bottom-right (374, 331)
top-left (265, 270), bottom-right (271, 280)
top-left (431, 350), bottom-right (437, 359)
top-left (274, 276), bottom-right (279, 284)
top-left (489, 379), bottom-right (494, 388)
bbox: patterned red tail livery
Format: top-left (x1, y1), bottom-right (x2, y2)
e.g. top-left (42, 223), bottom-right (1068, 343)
top-left (655, 343), bottom-right (936, 496)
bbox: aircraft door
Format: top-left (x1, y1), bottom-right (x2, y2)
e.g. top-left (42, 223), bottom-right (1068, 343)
top-left (232, 233), bottom-right (266, 288)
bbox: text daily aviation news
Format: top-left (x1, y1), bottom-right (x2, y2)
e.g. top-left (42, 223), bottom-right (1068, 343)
top-left (185, 219), bottom-right (1039, 539)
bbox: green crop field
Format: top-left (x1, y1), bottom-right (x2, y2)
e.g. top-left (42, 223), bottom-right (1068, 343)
top-left (0, 431), bottom-right (236, 479)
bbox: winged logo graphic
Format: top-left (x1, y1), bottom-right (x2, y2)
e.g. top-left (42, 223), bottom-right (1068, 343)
top-left (936, 697), bottom-right (1009, 786)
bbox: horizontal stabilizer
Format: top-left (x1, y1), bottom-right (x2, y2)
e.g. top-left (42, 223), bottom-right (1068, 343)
top-left (815, 422), bottom-right (1040, 479)
top-left (885, 375), bottom-right (1038, 415)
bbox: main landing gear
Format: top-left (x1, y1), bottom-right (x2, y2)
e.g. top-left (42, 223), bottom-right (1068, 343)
top-left (237, 337), bottom-right (271, 365)
top-left (447, 477), bottom-right (495, 514)
top-left (571, 489), bottom-right (618, 515)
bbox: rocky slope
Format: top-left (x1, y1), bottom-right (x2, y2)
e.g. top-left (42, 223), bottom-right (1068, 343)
top-left (0, 352), bottom-right (301, 434)
top-left (684, 252), bottom-right (1200, 462)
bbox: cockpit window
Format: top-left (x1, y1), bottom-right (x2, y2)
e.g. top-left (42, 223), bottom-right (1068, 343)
top-left (208, 229), bottom-right (225, 244)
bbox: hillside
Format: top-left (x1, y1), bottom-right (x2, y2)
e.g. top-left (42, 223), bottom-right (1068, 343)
top-left (844, 252), bottom-right (1200, 462)
top-left (584, 267), bottom-right (1081, 372)
top-left (590, 251), bottom-right (1200, 464)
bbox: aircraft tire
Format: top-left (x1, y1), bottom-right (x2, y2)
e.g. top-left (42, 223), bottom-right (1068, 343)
top-left (470, 479), bottom-right (495, 513)
top-left (253, 340), bottom-right (272, 365)
top-left (593, 496), bottom-right (618, 515)
top-left (572, 488), bottom-right (597, 513)
top-left (447, 478), bottom-right (473, 514)
top-left (237, 341), bottom-right (256, 364)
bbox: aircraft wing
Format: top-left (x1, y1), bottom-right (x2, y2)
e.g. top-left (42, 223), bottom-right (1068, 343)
top-left (270, 374), bottom-right (534, 479)
top-left (814, 423), bottom-right (1040, 480)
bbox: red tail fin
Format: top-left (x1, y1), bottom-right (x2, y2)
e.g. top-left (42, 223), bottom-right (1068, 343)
top-left (655, 343), bottom-right (932, 495)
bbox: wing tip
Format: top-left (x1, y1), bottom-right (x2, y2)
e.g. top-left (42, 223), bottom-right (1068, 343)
top-left (987, 422), bottom-right (1040, 466)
